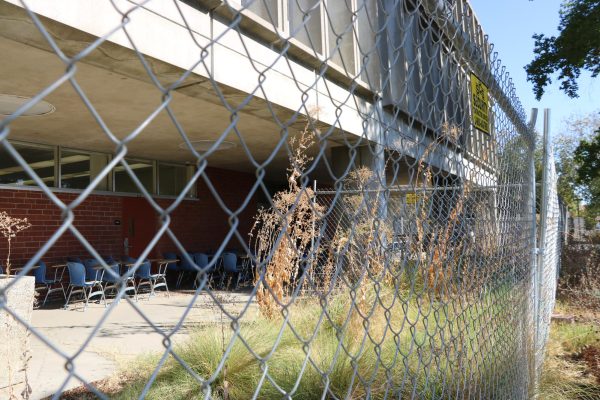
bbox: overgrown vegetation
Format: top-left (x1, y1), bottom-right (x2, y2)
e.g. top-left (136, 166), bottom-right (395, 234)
top-left (80, 120), bottom-right (529, 399)
top-left (539, 234), bottom-right (600, 399)
top-left (90, 284), bottom-right (510, 400)
top-left (249, 114), bottom-right (331, 318)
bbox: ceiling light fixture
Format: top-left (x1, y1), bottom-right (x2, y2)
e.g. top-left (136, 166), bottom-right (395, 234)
top-left (0, 94), bottom-right (55, 116)
top-left (179, 140), bottom-right (237, 152)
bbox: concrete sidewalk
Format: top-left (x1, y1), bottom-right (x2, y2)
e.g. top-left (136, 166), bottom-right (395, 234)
top-left (28, 291), bottom-right (256, 399)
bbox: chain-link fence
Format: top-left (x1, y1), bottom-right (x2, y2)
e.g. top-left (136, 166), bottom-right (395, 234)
top-left (532, 113), bottom-right (560, 388)
top-left (0, 0), bottom-right (559, 398)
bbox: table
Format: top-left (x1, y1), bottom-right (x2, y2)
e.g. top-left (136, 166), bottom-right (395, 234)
top-left (10, 265), bottom-right (40, 275)
top-left (42, 264), bottom-right (68, 306)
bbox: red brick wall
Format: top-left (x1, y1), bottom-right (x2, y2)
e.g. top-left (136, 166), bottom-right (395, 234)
top-left (0, 167), bottom-right (258, 268)
top-left (155, 168), bottom-right (258, 255)
top-left (0, 190), bottom-right (122, 266)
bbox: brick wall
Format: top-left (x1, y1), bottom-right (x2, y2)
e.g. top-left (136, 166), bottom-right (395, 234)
top-left (0, 190), bottom-right (122, 266)
top-left (155, 168), bottom-right (258, 255)
top-left (0, 167), bottom-right (258, 268)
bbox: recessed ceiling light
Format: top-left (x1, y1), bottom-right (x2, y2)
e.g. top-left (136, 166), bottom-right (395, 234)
top-left (179, 140), bottom-right (237, 152)
top-left (0, 94), bottom-right (55, 116)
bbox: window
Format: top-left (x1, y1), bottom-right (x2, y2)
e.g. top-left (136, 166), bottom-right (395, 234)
top-left (60, 149), bottom-right (110, 190)
top-left (289, 0), bottom-right (322, 53)
top-left (242, 0), bottom-right (279, 26)
top-left (327, 0), bottom-right (355, 74)
top-left (356, 0), bottom-right (380, 89)
top-left (158, 163), bottom-right (191, 197)
top-left (0, 141), bottom-right (195, 198)
top-left (0, 142), bottom-right (55, 187)
top-left (114, 159), bottom-right (153, 194)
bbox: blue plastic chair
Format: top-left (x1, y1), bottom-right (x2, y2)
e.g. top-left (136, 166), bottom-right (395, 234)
top-left (83, 259), bottom-right (104, 283)
top-left (64, 262), bottom-right (106, 310)
top-left (163, 252), bottom-right (179, 271)
top-left (192, 252), bottom-right (212, 288)
top-left (33, 261), bottom-right (66, 306)
top-left (151, 259), bottom-right (170, 297)
top-left (220, 252), bottom-right (242, 289)
top-left (101, 261), bottom-right (124, 298)
top-left (123, 257), bottom-right (160, 299)
top-left (131, 258), bottom-right (152, 299)
top-left (103, 255), bottom-right (115, 264)
top-left (176, 253), bottom-right (197, 288)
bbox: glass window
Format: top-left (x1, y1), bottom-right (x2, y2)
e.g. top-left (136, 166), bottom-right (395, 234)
top-left (242, 0), bottom-right (278, 25)
top-left (357, 0), bottom-right (380, 89)
top-left (0, 142), bottom-right (55, 187)
top-left (60, 150), bottom-right (110, 190)
top-left (158, 163), bottom-right (191, 197)
top-left (289, 0), bottom-right (322, 53)
top-left (328, 0), bottom-right (355, 74)
top-left (114, 159), bottom-right (153, 194)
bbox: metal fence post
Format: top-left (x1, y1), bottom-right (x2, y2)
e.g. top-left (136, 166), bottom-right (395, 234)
top-left (527, 107), bottom-right (539, 397)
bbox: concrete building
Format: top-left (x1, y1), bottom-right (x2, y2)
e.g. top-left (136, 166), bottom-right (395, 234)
top-left (0, 0), bottom-right (523, 263)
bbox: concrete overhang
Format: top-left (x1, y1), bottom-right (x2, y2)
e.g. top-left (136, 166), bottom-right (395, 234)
top-left (0, 0), bottom-right (376, 185)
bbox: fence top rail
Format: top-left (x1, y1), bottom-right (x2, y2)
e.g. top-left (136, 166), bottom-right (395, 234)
top-left (315, 182), bottom-right (529, 195)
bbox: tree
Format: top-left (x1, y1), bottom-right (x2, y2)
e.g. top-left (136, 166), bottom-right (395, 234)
top-left (525, 0), bottom-right (600, 100)
top-left (547, 112), bottom-right (600, 215)
top-left (574, 123), bottom-right (600, 217)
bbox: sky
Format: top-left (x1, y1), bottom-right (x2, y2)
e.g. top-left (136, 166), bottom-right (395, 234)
top-left (468, 0), bottom-right (599, 137)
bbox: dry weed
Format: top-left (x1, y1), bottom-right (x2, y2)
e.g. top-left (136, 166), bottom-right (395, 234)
top-left (250, 113), bottom-right (329, 318)
top-left (412, 124), bottom-right (472, 297)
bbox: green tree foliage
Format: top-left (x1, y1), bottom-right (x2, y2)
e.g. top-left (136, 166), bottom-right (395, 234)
top-left (541, 112), bottom-right (600, 216)
top-left (574, 123), bottom-right (600, 216)
top-left (525, 0), bottom-right (600, 100)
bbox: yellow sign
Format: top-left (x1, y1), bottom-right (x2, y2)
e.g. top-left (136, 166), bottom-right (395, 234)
top-left (405, 193), bottom-right (418, 205)
top-left (470, 73), bottom-right (490, 134)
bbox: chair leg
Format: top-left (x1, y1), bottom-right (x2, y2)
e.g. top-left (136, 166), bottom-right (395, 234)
top-left (63, 285), bottom-right (73, 310)
top-left (99, 283), bottom-right (107, 307)
top-left (42, 284), bottom-right (51, 307)
top-left (83, 287), bottom-right (90, 311)
top-left (144, 279), bottom-right (152, 300)
top-left (176, 271), bottom-right (183, 289)
top-left (150, 279), bottom-right (156, 298)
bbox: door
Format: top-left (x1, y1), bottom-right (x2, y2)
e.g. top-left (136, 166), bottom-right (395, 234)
top-left (122, 197), bottom-right (157, 258)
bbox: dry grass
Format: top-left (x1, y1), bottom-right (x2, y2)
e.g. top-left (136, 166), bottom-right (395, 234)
top-left (88, 284), bottom-right (504, 400)
top-left (539, 306), bottom-right (600, 399)
top-left (539, 236), bottom-right (600, 400)
top-left (250, 113), bottom-right (331, 318)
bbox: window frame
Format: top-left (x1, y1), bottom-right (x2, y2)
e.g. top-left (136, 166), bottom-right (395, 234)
top-left (58, 146), bottom-right (113, 191)
top-left (0, 140), bottom-right (197, 199)
top-left (0, 140), bottom-right (56, 187)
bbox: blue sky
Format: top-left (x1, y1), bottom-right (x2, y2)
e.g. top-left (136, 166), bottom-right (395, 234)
top-left (469, 0), bottom-right (599, 136)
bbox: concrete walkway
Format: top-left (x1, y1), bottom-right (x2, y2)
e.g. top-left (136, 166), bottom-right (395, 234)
top-left (28, 291), bottom-right (256, 399)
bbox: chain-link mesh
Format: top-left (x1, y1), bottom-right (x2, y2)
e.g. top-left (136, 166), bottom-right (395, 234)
top-left (0, 0), bottom-right (558, 398)
top-left (533, 138), bottom-right (560, 386)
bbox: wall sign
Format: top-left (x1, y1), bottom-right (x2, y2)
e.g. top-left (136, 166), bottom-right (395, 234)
top-left (470, 73), bottom-right (490, 134)
top-left (405, 193), bottom-right (418, 205)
